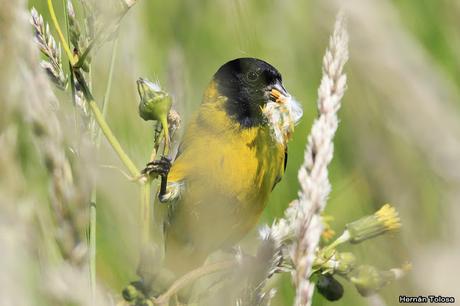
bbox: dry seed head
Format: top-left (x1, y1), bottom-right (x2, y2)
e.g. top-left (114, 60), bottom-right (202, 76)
top-left (30, 7), bottom-right (67, 89)
top-left (272, 12), bottom-right (349, 306)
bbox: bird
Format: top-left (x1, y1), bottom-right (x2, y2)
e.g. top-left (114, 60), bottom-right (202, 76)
top-left (144, 57), bottom-right (303, 279)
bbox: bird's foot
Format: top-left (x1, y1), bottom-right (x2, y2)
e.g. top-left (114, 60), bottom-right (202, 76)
top-left (142, 156), bottom-right (172, 178)
top-left (142, 156), bottom-right (172, 200)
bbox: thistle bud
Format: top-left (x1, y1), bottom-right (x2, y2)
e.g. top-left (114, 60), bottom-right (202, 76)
top-left (346, 204), bottom-right (401, 244)
top-left (137, 78), bottom-right (172, 121)
top-left (137, 78), bottom-right (172, 152)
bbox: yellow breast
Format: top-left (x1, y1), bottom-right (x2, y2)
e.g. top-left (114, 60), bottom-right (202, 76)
top-left (164, 82), bottom-right (285, 272)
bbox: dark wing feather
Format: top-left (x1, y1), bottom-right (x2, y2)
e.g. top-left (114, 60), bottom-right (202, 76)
top-left (272, 147), bottom-right (288, 191)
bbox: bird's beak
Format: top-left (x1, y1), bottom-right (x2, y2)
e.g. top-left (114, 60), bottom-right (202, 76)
top-left (269, 81), bottom-right (290, 104)
top-left (266, 81), bottom-right (303, 126)
top-left (262, 80), bottom-right (303, 144)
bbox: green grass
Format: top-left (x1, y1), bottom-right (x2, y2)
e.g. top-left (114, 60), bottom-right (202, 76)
top-left (23, 0), bottom-right (460, 304)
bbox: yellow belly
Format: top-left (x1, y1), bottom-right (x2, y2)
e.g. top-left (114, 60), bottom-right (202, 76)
top-left (164, 102), bottom-right (285, 273)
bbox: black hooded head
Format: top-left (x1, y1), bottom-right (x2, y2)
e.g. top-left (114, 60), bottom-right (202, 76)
top-left (213, 58), bottom-right (283, 128)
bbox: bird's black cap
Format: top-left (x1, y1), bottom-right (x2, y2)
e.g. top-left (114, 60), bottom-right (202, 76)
top-left (213, 58), bottom-right (283, 128)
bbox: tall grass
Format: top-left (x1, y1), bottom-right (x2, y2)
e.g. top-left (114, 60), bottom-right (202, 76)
top-left (3, 0), bottom-right (460, 305)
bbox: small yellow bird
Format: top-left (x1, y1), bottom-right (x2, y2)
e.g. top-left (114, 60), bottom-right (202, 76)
top-left (147, 58), bottom-right (302, 277)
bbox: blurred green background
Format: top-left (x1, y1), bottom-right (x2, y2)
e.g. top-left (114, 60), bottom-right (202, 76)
top-left (24, 0), bottom-right (460, 305)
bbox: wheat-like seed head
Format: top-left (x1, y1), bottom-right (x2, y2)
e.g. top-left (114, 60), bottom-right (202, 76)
top-left (269, 12), bottom-right (349, 306)
top-left (30, 7), bottom-right (67, 89)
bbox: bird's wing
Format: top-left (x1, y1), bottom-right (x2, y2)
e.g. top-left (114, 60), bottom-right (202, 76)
top-left (271, 146), bottom-right (288, 191)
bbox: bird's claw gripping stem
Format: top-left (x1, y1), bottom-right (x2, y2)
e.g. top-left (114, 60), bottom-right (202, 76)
top-left (142, 156), bottom-right (172, 199)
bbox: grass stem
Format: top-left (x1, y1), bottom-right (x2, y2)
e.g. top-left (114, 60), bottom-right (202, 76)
top-left (97, 37), bottom-right (119, 147)
top-left (73, 69), bottom-right (139, 178)
top-left (87, 96), bottom-right (139, 178)
top-left (89, 194), bottom-right (97, 303)
top-left (88, 100), bottom-right (139, 177)
top-left (47, 0), bottom-right (76, 65)
top-left (141, 180), bottom-right (152, 245)
top-left (152, 260), bottom-right (236, 305)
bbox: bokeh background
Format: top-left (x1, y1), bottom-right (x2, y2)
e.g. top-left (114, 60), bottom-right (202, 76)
top-left (3, 0), bottom-right (460, 305)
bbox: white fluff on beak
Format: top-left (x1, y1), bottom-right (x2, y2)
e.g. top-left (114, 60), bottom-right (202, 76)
top-left (262, 93), bottom-right (303, 145)
top-left (287, 95), bottom-right (303, 125)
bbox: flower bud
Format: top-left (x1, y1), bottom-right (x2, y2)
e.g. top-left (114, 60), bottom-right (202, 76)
top-left (137, 78), bottom-right (172, 122)
top-left (349, 264), bottom-right (398, 297)
top-left (137, 78), bottom-right (172, 152)
top-left (346, 204), bottom-right (401, 243)
top-left (336, 252), bottom-right (357, 275)
top-left (314, 250), bottom-right (356, 276)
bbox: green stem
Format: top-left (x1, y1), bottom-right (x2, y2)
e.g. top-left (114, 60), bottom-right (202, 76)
top-left (321, 230), bottom-right (351, 254)
top-left (89, 194), bottom-right (97, 302)
top-left (47, 0), bottom-right (76, 65)
top-left (75, 36), bottom-right (97, 68)
top-left (62, 0), bottom-right (79, 136)
top-left (73, 69), bottom-right (139, 178)
top-left (141, 180), bottom-right (152, 245)
top-left (89, 40), bottom-right (118, 291)
top-left (97, 38), bottom-right (118, 145)
top-left (153, 260), bottom-right (236, 305)
top-left (89, 38), bottom-right (118, 294)
top-left (61, 2), bottom-right (97, 300)
top-left (160, 117), bottom-right (170, 156)
top-left (88, 97), bottom-right (139, 178)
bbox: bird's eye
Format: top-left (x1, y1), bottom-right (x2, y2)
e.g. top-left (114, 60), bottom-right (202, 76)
top-left (247, 71), bottom-right (258, 82)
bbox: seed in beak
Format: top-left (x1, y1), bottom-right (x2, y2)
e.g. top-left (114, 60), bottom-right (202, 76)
top-left (270, 88), bottom-right (285, 104)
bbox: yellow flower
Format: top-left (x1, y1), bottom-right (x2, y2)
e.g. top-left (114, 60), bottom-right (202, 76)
top-left (346, 204), bottom-right (401, 244)
top-left (322, 228), bottom-right (336, 242)
top-left (321, 214), bottom-right (336, 242)
top-left (375, 204), bottom-right (401, 231)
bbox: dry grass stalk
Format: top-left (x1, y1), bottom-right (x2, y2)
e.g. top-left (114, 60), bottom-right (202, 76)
top-left (271, 13), bottom-right (349, 306)
top-left (292, 13), bottom-right (348, 305)
top-left (0, 0), bottom-right (101, 304)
